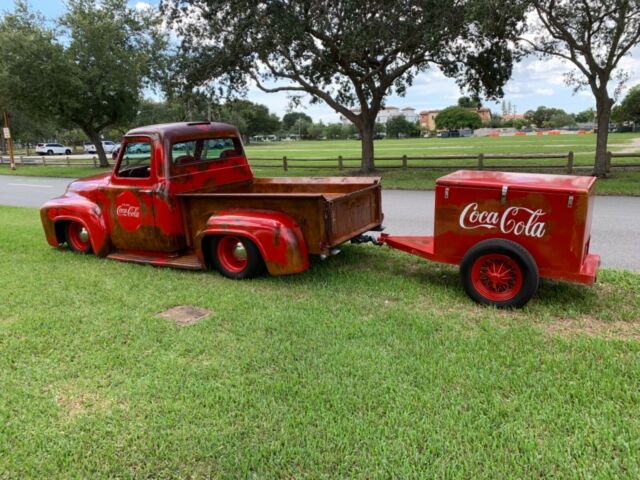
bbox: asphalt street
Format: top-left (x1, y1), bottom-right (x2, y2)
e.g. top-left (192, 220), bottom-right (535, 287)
top-left (1, 174), bottom-right (639, 271)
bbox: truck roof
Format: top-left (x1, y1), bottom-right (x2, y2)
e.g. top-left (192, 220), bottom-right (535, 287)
top-left (437, 170), bottom-right (597, 194)
top-left (124, 121), bottom-right (240, 143)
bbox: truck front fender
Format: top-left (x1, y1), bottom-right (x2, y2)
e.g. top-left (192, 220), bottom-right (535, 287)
top-left (196, 210), bottom-right (309, 276)
top-left (40, 193), bottom-right (110, 257)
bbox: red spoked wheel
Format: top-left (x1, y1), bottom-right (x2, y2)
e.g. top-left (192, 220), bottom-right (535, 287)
top-left (211, 235), bottom-right (265, 280)
top-left (460, 239), bottom-right (538, 308)
top-left (65, 222), bottom-right (92, 254)
top-left (470, 254), bottom-right (523, 303)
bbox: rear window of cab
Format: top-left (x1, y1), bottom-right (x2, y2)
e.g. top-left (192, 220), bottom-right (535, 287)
top-left (171, 137), bottom-right (243, 168)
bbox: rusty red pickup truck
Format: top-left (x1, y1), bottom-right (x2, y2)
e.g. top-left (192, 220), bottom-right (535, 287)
top-left (41, 122), bottom-right (383, 278)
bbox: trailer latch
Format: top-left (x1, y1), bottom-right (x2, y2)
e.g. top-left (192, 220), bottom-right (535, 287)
top-left (444, 187), bottom-right (449, 199)
top-left (567, 195), bottom-right (574, 208)
top-left (501, 185), bottom-right (509, 205)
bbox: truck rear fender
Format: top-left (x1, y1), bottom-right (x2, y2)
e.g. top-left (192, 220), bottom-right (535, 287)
top-left (196, 210), bottom-right (309, 275)
top-left (40, 194), bottom-right (110, 256)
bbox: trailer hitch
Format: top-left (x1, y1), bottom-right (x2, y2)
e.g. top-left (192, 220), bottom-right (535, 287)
top-left (351, 234), bottom-right (384, 246)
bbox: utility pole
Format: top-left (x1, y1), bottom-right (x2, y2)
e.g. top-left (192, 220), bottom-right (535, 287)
top-left (3, 111), bottom-right (16, 170)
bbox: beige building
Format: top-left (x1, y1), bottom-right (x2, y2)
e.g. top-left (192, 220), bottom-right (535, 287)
top-left (419, 107), bottom-right (492, 130)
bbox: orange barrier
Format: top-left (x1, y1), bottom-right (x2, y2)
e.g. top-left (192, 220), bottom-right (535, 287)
top-left (515, 131), bottom-right (527, 137)
top-left (549, 130), bottom-right (561, 136)
top-left (488, 132), bottom-right (500, 138)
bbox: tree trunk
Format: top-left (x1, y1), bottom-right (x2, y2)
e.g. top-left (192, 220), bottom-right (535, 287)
top-left (359, 116), bottom-right (376, 173)
top-left (593, 96), bottom-right (613, 178)
top-left (83, 127), bottom-right (109, 168)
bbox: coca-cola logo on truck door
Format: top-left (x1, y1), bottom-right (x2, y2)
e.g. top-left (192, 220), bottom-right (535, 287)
top-left (459, 203), bottom-right (547, 238)
top-left (115, 191), bottom-right (142, 232)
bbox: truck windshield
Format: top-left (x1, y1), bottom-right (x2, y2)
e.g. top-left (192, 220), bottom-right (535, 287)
top-left (171, 137), bottom-right (242, 167)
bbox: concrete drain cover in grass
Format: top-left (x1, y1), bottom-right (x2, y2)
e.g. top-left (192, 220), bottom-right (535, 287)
top-left (157, 306), bottom-right (211, 326)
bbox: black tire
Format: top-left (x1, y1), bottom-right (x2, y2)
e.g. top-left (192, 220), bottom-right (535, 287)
top-left (47, 150), bottom-right (53, 155)
top-left (65, 149), bottom-right (71, 155)
top-left (460, 239), bottom-right (538, 308)
top-left (211, 235), bottom-right (265, 280)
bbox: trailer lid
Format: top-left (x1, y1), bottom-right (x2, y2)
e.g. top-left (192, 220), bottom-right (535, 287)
top-left (436, 170), bottom-right (596, 194)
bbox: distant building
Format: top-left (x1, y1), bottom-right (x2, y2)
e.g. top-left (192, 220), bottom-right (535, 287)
top-left (419, 107), bottom-right (492, 130)
top-left (340, 106), bottom-right (418, 125)
top-left (502, 113), bottom-right (526, 121)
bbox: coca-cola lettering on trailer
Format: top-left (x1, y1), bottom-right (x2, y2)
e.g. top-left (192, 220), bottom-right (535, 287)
top-left (115, 191), bottom-right (142, 232)
top-left (459, 203), bottom-right (547, 238)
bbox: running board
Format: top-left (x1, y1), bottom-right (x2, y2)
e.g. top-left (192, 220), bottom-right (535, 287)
top-left (107, 251), bottom-right (203, 270)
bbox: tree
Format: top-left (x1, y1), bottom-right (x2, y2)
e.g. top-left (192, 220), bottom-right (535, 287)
top-left (0, 1), bottom-right (163, 167)
top-left (545, 112), bottom-right (575, 128)
top-left (282, 112), bottom-right (313, 131)
top-left (575, 108), bottom-right (596, 123)
top-left (385, 116), bottom-right (420, 138)
top-left (324, 123), bottom-right (345, 139)
top-left (218, 100), bottom-right (280, 139)
top-left (435, 106), bottom-right (482, 130)
top-left (166, 0), bottom-right (526, 172)
top-left (524, 106), bottom-right (566, 127)
top-left (522, 0), bottom-right (640, 176)
top-left (617, 84), bottom-right (640, 125)
top-left (458, 96), bottom-right (482, 108)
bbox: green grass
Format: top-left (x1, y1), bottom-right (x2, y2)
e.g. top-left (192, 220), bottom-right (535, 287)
top-left (1, 205), bottom-right (640, 477)
top-left (2, 133), bottom-right (640, 194)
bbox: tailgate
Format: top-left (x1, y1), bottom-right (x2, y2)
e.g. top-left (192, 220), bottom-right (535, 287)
top-left (325, 183), bottom-right (383, 246)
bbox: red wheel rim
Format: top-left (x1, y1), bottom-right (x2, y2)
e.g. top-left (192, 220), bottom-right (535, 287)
top-left (68, 222), bottom-right (90, 252)
top-left (471, 254), bottom-right (523, 302)
top-left (217, 236), bottom-right (248, 273)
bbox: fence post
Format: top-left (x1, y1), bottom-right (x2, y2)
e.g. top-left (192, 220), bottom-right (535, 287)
top-left (39, 156), bottom-right (44, 165)
top-left (567, 151), bottom-right (574, 174)
top-left (283, 155), bottom-right (288, 172)
top-left (402, 154), bottom-right (407, 170)
top-left (42, 155), bottom-right (46, 166)
top-left (66, 155), bottom-right (70, 167)
top-left (0, 155), bottom-right (3, 164)
top-left (605, 151), bottom-right (612, 173)
top-left (338, 155), bottom-right (343, 170)
top-left (92, 156), bottom-right (97, 168)
top-left (477, 153), bottom-right (484, 170)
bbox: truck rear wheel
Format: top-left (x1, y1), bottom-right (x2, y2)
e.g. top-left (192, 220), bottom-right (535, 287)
top-left (211, 235), bottom-right (264, 280)
top-left (460, 239), bottom-right (538, 308)
top-left (65, 221), bottom-right (93, 254)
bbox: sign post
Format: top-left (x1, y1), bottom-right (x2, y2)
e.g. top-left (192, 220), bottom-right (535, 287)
top-left (3, 112), bottom-right (16, 170)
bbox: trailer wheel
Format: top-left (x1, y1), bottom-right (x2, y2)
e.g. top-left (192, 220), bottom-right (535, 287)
top-left (65, 221), bottom-right (93, 254)
top-left (460, 239), bottom-right (538, 308)
top-left (211, 235), bottom-right (264, 280)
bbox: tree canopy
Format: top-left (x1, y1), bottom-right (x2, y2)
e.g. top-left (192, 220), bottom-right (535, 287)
top-left (522, 0), bottom-right (640, 176)
top-left (614, 85), bottom-right (640, 125)
top-left (435, 106), bottom-right (482, 130)
top-left (0, 0), bottom-right (163, 166)
top-left (165, 0), bottom-right (526, 171)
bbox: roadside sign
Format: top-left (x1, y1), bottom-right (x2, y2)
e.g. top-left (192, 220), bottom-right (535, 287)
top-left (2, 127), bottom-right (10, 139)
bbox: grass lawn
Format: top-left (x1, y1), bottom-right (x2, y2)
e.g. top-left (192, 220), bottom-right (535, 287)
top-left (1, 205), bottom-right (640, 477)
top-left (1, 133), bottom-right (640, 194)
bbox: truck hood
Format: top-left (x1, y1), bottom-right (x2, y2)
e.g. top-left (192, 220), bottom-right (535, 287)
top-left (66, 172), bottom-right (111, 193)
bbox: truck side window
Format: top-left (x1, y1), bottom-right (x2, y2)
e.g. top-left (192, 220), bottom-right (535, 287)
top-left (172, 137), bottom-right (242, 166)
top-left (116, 141), bottom-right (152, 178)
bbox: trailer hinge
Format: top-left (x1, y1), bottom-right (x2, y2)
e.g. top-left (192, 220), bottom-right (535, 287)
top-left (501, 185), bottom-right (509, 205)
top-left (567, 195), bottom-right (574, 208)
top-left (444, 187), bottom-right (449, 200)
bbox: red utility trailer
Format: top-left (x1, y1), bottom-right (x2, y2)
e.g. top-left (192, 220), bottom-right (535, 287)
top-left (380, 170), bottom-right (600, 308)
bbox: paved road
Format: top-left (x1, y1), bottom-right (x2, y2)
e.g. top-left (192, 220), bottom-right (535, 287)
top-left (1, 174), bottom-right (639, 271)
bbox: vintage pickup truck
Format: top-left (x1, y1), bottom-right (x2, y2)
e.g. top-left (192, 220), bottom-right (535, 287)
top-left (41, 122), bottom-right (383, 278)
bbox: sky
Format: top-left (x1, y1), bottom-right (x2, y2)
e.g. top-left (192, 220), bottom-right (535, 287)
top-left (2, 0), bottom-right (640, 123)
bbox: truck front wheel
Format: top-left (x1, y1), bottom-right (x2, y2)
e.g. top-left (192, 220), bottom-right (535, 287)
top-left (211, 235), bottom-right (265, 280)
top-left (65, 221), bottom-right (93, 254)
top-left (460, 239), bottom-right (538, 308)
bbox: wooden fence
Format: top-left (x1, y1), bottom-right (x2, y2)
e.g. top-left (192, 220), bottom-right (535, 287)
top-left (249, 151), bottom-right (640, 174)
top-left (2, 151), bottom-right (640, 174)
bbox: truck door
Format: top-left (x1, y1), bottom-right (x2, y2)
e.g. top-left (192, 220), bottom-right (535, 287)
top-left (105, 137), bottom-right (165, 251)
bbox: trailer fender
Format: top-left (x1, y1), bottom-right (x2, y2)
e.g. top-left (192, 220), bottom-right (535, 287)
top-left (40, 193), bottom-right (110, 257)
top-left (196, 210), bottom-right (309, 276)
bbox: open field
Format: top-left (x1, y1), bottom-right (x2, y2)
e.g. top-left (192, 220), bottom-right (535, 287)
top-left (1, 206), bottom-right (640, 477)
top-left (1, 133), bottom-right (640, 194)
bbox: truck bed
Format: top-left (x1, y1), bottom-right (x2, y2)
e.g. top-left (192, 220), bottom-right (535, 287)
top-left (177, 177), bottom-right (383, 255)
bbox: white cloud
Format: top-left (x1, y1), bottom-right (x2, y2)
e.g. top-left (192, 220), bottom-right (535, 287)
top-left (134, 2), bottom-right (152, 11)
top-left (534, 88), bottom-right (554, 96)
